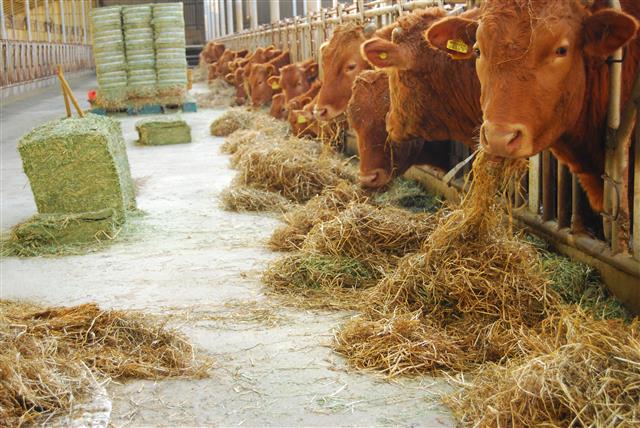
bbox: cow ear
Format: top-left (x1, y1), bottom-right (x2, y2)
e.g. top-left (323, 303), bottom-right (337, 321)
top-left (425, 17), bottom-right (478, 60)
top-left (319, 41), bottom-right (330, 57)
top-left (361, 37), bottom-right (408, 69)
top-left (266, 64), bottom-right (276, 76)
top-left (583, 10), bottom-right (639, 57)
top-left (267, 75), bottom-right (281, 89)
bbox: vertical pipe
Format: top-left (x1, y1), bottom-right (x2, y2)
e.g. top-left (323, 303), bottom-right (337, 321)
top-left (80, 0), bottom-right (86, 44)
top-left (11, 0), bottom-right (17, 40)
top-left (634, 104), bottom-right (640, 260)
top-left (0, 0), bottom-right (7, 40)
top-left (235, 0), bottom-right (243, 32)
top-left (571, 175), bottom-right (586, 233)
top-left (542, 151), bottom-right (555, 222)
top-left (60, 0), bottom-right (66, 43)
top-left (220, 0), bottom-right (227, 35)
top-left (25, 0), bottom-right (32, 41)
top-left (226, 0), bottom-right (233, 34)
top-left (557, 163), bottom-right (572, 229)
top-left (292, 0), bottom-right (297, 17)
top-left (71, 0), bottom-right (77, 43)
top-left (213, 0), bottom-right (220, 38)
top-left (45, 0), bottom-right (52, 44)
top-left (249, 0), bottom-right (258, 29)
top-left (528, 154), bottom-right (541, 215)
top-left (270, 0), bottom-right (280, 24)
top-left (306, 0), bottom-right (318, 14)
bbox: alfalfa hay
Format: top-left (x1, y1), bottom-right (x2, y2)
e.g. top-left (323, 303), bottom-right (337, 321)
top-left (0, 300), bottom-right (210, 427)
top-left (91, 6), bottom-right (128, 108)
top-left (153, 3), bottom-right (187, 99)
top-left (18, 114), bottom-right (136, 219)
top-left (123, 5), bottom-right (157, 100)
top-left (136, 117), bottom-right (192, 145)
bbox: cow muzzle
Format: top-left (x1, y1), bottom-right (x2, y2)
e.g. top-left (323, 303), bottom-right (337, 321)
top-left (313, 104), bottom-right (340, 122)
top-left (359, 168), bottom-right (391, 188)
top-left (480, 121), bottom-right (530, 158)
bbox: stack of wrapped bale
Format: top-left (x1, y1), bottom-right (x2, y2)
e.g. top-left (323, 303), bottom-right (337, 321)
top-left (4, 114), bottom-right (137, 256)
top-left (91, 6), bottom-right (127, 108)
top-left (123, 5), bottom-right (157, 101)
top-left (152, 3), bottom-right (188, 101)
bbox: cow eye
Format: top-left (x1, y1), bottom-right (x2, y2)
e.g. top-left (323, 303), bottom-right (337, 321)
top-left (473, 47), bottom-right (481, 58)
top-left (346, 63), bottom-right (358, 72)
top-left (556, 46), bottom-right (568, 57)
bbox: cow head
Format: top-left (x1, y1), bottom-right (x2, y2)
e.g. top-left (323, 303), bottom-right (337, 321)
top-left (361, 8), bottom-right (449, 142)
top-left (207, 63), bottom-right (219, 81)
top-left (348, 71), bottom-right (394, 188)
top-left (315, 23), bottom-right (374, 121)
top-left (248, 63), bottom-right (277, 107)
top-left (289, 98), bottom-right (319, 137)
top-left (426, 0), bottom-right (639, 159)
top-left (270, 93), bottom-right (288, 119)
top-left (271, 60), bottom-right (319, 102)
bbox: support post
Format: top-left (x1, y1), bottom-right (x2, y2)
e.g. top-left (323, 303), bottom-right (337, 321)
top-left (270, 0), bottom-right (280, 23)
top-left (292, 0), bottom-right (297, 17)
top-left (0, 0), bottom-right (7, 40)
top-left (25, 0), bottom-right (32, 41)
top-left (80, 0), bottom-right (86, 44)
top-left (60, 0), bottom-right (67, 43)
top-left (249, 0), bottom-right (258, 29)
top-left (235, 0), bottom-right (243, 32)
top-left (226, 0), bottom-right (233, 34)
top-left (71, 0), bottom-right (77, 44)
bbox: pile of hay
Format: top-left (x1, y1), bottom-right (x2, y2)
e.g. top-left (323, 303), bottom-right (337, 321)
top-left (210, 108), bottom-right (289, 137)
top-left (219, 186), bottom-right (293, 213)
top-left (233, 143), bottom-right (355, 203)
top-left (3, 115), bottom-right (137, 257)
top-left (302, 203), bottom-right (435, 270)
top-left (196, 79), bottom-right (236, 108)
top-left (0, 300), bottom-right (209, 426)
top-left (372, 178), bottom-right (441, 213)
top-left (334, 152), bottom-right (561, 373)
top-left (445, 307), bottom-right (640, 427)
top-left (268, 181), bottom-right (368, 251)
top-left (136, 117), bottom-right (191, 145)
top-left (262, 252), bottom-right (380, 310)
top-left (219, 129), bottom-right (264, 155)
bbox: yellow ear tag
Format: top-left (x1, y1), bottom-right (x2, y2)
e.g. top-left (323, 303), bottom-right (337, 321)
top-left (446, 39), bottom-right (469, 54)
top-left (271, 82), bottom-right (281, 90)
top-left (378, 52), bottom-right (388, 60)
top-left (296, 115), bottom-right (308, 124)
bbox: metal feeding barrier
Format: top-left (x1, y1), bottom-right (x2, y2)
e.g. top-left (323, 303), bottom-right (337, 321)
top-left (222, 0), bottom-right (640, 310)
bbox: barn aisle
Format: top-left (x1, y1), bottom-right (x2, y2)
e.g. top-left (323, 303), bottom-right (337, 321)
top-left (0, 81), bottom-right (455, 427)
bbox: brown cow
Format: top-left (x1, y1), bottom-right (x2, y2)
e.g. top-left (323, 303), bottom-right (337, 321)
top-left (289, 97), bottom-right (320, 138)
top-left (270, 93), bottom-right (287, 119)
top-left (361, 8), bottom-right (482, 147)
top-left (247, 51), bottom-right (291, 107)
top-left (267, 59), bottom-right (319, 102)
top-left (348, 70), bottom-right (449, 188)
top-left (210, 49), bottom-right (248, 80)
top-left (270, 69), bottom-right (321, 120)
top-left (314, 23), bottom-right (375, 121)
top-left (199, 42), bottom-right (226, 65)
top-left (426, 0), bottom-right (639, 211)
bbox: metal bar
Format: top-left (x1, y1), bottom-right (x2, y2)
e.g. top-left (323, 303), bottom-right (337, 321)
top-left (634, 98), bottom-right (640, 260)
top-left (528, 154), bottom-right (541, 215)
top-left (0, 0), bottom-right (7, 40)
top-left (60, 0), bottom-right (66, 43)
top-left (71, 0), bottom-right (76, 43)
top-left (25, 0), bottom-right (32, 41)
top-left (250, 0), bottom-right (258, 29)
top-left (557, 163), bottom-right (571, 229)
top-left (226, 0), bottom-right (233, 34)
top-left (235, 0), bottom-right (243, 32)
top-left (80, 0), bottom-right (86, 44)
top-left (542, 151), bottom-right (555, 222)
top-left (571, 175), bottom-right (586, 233)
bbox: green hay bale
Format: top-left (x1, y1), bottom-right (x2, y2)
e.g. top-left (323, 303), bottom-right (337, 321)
top-left (135, 118), bottom-right (191, 145)
top-left (18, 114), bottom-right (136, 220)
top-left (1, 209), bottom-right (120, 257)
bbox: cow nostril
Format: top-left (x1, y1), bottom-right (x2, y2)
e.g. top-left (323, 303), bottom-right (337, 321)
top-left (506, 130), bottom-right (522, 152)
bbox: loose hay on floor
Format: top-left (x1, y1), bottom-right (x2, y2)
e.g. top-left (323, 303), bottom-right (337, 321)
top-left (262, 252), bottom-right (380, 310)
top-left (220, 129), bottom-right (263, 155)
top-left (0, 300), bottom-right (210, 427)
top-left (372, 178), bottom-right (441, 213)
top-left (196, 79), bottom-right (236, 107)
top-left (268, 181), bottom-right (368, 251)
top-left (210, 108), bottom-right (289, 137)
top-left (444, 308), bottom-right (640, 427)
top-left (219, 186), bottom-right (293, 213)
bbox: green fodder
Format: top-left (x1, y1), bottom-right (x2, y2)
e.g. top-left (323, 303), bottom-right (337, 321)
top-left (372, 178), bottom-right (441, 213)
top-left (210, 108), bottom-right (289, 137)
top-left (136, 117), bottom-right (192, 145)
top-left (0, 300), bottom-right (210, 427)
top-left (302, 202), bottom-right (436, 270)
top-left (262, 252), bottom-right (380, 310)
top-left (444, 307), bottom-right (640, 427)
top-left (335, 152), bottom-right (563, 374)
top-left (91, 6), bottom-right (128, 108)
top-left (1, 209), bottom-right (121, 257)
top-left (268, 181), bottom-right (368, 252)
top-left (18, 114), bottom-right (136, 220)
top-left (219, 186), bottom-right (293, 213)
top-left (233, 143), bottom-right (355, 203)
top-left (153, 3), bottom-right (187, 102)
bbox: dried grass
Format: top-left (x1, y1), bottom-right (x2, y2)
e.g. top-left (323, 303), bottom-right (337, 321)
top-left (196, 79), bottom-right (235, 108)
top-left (219, 129), bottom-right (263, 155)
top-left (210, 108), bottom-right (289, 137)
top-left (219, 186), bottom-right (293, 213)
top-left (445, 307), bottom-right (640, 427)
top-left (0, 301), bottom-right (209, 427)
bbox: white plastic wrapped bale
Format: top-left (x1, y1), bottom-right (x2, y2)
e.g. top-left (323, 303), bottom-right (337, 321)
top-left (152, 3), bottom-right (187, 101)
top-left (123, 5), bottom-right (157, 100)
top-left (91, 6), bottom-right (127, 108)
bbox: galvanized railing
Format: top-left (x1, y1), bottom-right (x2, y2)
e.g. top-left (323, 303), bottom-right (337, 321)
top-left (1, 40), bottom-right (93, 87)
top-left (213, 0), bottom-right (640, 311)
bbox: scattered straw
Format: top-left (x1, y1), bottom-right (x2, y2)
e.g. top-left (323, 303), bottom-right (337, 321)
top-left (219, 186), bottom-right (293, 213)
top-left (0, 300), bottom-right (210, 426)
top-left (445, 307), bottom-right (640, 427)
top-left (210, 108), bottom-right (289, 137)
top-left (220, 129), bottom-right (263, 155)
top-left (196, 79), bottom-right (236, 108)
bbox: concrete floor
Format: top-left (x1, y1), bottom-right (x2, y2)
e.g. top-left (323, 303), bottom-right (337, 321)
top-left (0, 79), bottom-right (455, 427)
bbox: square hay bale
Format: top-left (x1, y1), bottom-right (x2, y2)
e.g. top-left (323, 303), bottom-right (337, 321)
top-left (18, 114), bottom-right (136, 220)
top-left (135, 118), bottom-right (191, 145)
